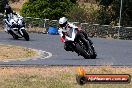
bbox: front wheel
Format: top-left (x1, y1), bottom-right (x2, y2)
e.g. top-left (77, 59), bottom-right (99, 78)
top-left (75, 43), bottom-right (90, 59)
top-left (21, 30), bottom-right (29, 41)
top-left (8, 30), bottom-right (19, 39)
top-left (81, 36), bottom-right (97, 59)
top-left (89, 45), bottom-right (97, 59)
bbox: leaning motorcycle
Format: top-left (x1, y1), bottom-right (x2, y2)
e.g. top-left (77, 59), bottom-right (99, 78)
top-left (4, 14), bottom-right (29, 41)
top-left (63, 28), bottom-right (97, 59)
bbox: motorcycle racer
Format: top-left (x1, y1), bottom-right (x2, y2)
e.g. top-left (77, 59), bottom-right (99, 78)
top-left (58, 17), bottom-right (93, 51)
top-left (3, 4), bottom-right (22, 32)
top-left (3, 5), bottom-right (29, 41)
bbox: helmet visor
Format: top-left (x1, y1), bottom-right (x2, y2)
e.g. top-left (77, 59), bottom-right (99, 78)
top-left (59, 21), bottom-right (67, 27)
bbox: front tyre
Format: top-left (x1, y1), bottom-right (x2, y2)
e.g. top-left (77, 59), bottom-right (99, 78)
top-left (21, 30), bottom-right (29, 41)
top-left (75, 43), bottom-right (90, 59)
top-left (90, 46), bottom-right (97, 59)
top-left (81, 37), bottom-right (97, 59)
top-left (8, 30), bottom-right (19, 39)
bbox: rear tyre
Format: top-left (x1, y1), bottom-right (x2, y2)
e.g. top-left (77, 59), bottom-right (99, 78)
top-left (21, 30), bottom-right (29, 41)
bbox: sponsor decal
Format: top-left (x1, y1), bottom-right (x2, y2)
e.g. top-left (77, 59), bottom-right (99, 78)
top-left (76, 67), bottom-right (131, 85)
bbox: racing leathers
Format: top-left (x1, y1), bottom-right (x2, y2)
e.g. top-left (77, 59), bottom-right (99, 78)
top-left (58, 22), bottom-right (92, 51)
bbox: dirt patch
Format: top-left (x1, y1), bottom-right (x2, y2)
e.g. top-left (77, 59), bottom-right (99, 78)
top-left (27, 27), bottom-right (47, 33)
top-left (0, 44), bottom-right (37, 61)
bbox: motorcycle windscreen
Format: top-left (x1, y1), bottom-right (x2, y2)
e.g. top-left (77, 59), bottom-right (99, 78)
top-left (65, 28), bottom-right (78, 41)
top-left (67, 28), bottom-right (76, 37)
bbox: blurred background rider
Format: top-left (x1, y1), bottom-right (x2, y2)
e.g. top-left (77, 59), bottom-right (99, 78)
top-left (4, 4), bottom-right (20, 32)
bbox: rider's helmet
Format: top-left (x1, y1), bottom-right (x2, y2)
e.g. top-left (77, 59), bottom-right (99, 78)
top-left (59, 17), bottom-right (68, 28)
top-left (4, 4), bottom-right (13, 14)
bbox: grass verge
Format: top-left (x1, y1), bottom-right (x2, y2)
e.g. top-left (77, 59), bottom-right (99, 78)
top-left (0, 44), bottom-right (37, 61)
top-left (0, 66), bottom-right (131, 88)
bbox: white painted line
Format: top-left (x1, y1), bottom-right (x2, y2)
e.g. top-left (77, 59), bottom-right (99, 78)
top-left (42, 51), bottom-right (52, 59)
top-left (37, 50), bottom-right (52, 59)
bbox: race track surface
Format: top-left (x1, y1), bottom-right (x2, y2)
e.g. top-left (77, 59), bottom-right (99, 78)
top-left (0, 32), bottom-right (132, 66)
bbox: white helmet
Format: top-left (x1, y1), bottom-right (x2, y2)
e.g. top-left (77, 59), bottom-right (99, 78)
top-left (59, 17), bottom-right (68, 27)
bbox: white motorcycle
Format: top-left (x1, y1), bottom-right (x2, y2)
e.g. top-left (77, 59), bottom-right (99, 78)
top-left (4, 14), bottom-right (29, 41)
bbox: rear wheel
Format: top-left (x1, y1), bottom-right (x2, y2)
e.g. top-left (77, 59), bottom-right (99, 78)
top-left (21, 30), bottom-right (29, 41)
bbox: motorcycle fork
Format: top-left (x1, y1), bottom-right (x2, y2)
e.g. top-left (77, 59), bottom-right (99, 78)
top-left (68, 42), bottom-right (75, 51)
top-left (78, 33), bottom-right (89, 50)
top-left (19, 28), bottom-right (25, 36)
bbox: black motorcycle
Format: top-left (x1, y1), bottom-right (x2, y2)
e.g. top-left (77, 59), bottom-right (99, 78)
top-left (64, 29), bottom-right (97, 59)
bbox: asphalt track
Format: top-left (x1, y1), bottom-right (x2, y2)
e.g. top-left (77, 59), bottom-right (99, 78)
top-left (0, 32), bottom-right (132, 66)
